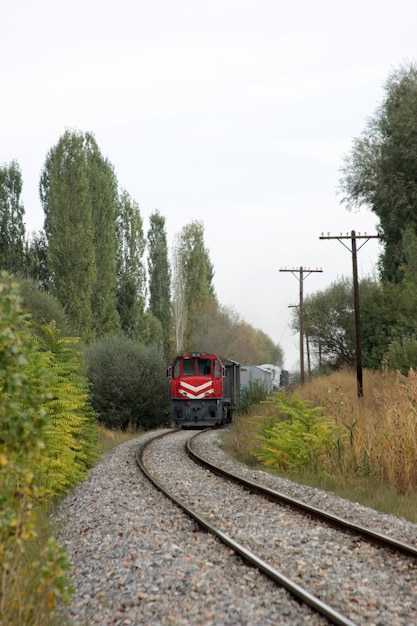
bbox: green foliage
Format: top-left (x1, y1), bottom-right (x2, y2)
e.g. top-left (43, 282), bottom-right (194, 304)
top-left (116, 189), bottom-right (146, 337)
top-left (0, 273), bottom-right (71, 625)
top-left (295, 276), bottom-right (414, 372)
top-left (147, 210), bottom-right (173, 359)
top-left (30, 323), bottom-right (98, 497)
top-left (384, 335), bottom-right (417, 375)
top-left (340, 62), bottom-right (417, 283)
top-left (295, 278), bottom-right (356, 368)
top-left (192, 303), bottom-right (283, 365)
top-left (0, 161), bottom-right (25, 275)
top-left (40, 129), bottom-right (96, 338)
top-left (87, 133), bottom-right (120, 336)
top-left (360, 278), bottom-right (417, 369)
top-left (84, 334), bottom-right (169, 430)
top-left (40, 130), bottom-right (122, 339)
top-left (23, 231), bottom-right (50, 290)
top-left (237, 380), bottom-right (268, 414)
top-left (17, 276), bottom-right (70, 336)
top-left (253, 393), bottom-right (342, 474)
top-left (172, 221), bottom-right (216, 352)
top-left (254, 329), bottom-right (284, 367)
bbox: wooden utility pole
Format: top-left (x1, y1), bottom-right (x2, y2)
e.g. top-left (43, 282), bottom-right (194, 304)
top-left (280, 267), bottom-right (322, 383)
top-left (320, 230), bottom-right (384, 397)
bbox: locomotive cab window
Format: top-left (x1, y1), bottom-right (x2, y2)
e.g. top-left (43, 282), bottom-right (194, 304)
top-left (214, 359), bottom-right (222, 378)
top-left (172, 358), bottom-right (180, 378)
top-left (198, 358), bottom-right (211, 375)
top-left (182, 358), bottom-right (196, 376)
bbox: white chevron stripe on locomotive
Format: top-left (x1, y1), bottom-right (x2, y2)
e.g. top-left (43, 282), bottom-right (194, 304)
top-left (180, 380), bottom-right (213, 393)
top-left (179, 380), bottom-right (214, 399)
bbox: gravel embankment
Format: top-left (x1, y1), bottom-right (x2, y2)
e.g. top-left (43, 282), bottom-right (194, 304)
top-left (53, 429), bottom-right (417, 625)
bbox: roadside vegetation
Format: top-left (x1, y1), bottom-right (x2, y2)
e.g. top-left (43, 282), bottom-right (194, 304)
top-left (0, 274), bottom-right (169, 626)
top-left (223, 368), bottom-right (417, 523)
top-left (5, 60), bottom-right (417, 623)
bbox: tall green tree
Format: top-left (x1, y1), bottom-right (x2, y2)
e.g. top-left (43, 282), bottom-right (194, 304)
top-left (116, 189), bottom-right (146, 337)
top-left (294, 276), bottom-right (417, 371)
top-left (24, 230), bottom-right (50, 289)
top-left (172, 237), bottom-right (187, 353)
top-left (147, 210), bottom-right (172, 359)
top-left (40, 130), bottom-right (121, 339)
top-left (40, 130), bottom-right (95, 338)
top-left (85, 133), bottom-right (120, 336)
top-left (172, 221), bottom-right (216, 352)
top-left (0, 161), bottom-right (25, 274)
top-left (340, 63), bottom-right (417, 283)
top-left (293, 278), bottom-right (357, 369)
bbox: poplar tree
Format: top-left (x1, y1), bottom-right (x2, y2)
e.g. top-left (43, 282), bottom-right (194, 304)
top-left (172, 221), bottom-right (216, 352)
top-left (85, 133), bottom-right (120, 336)
top-left (115, 189), bottom-right (146, 337)
top-left (0, 161), bottom-right (25, 274)
top-left (40, 131), bottom-right (95, 338)
top-left (147, 210), bottom-right (172, 358)
top-left (172, 239), bottom-right (186, 353)
top-left (40, 130), bottom-right (121, 339)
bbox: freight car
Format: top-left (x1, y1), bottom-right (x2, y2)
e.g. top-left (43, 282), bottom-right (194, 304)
top-left (240, 365), bottom-right (273, 395)
top-left (168, 352), bottom-right (240, 427)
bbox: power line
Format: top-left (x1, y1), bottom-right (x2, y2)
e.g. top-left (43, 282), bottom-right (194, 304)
top-left (279, 267), bottom-right (323, 384)
top-left (320, 230), bottom-right (384, 397)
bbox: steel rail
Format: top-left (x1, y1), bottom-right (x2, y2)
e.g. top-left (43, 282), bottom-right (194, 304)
top-left (136, 430), bottom-right (357, 626)
top-left (187, 430), bottom-right (417, 558)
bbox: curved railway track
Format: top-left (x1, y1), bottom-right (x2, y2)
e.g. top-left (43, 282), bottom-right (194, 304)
top-left (136, 429), bottom-right (417, 625)
top-left (187, 430), bottom-right (417, 558)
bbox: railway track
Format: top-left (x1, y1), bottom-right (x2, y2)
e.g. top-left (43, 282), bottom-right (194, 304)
top-left (136, 428), bottom-right (417, 626)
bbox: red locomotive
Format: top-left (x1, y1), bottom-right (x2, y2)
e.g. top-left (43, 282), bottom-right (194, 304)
top-left (168, 352), bottom-right (240, 427)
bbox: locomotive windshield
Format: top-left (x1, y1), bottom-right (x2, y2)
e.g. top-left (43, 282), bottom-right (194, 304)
top-left (171, 355), bottom-right (222, 378)
top-left (182, 358), bottom-right (196, 375)
top-left (198, 359), bottom-right (211, 375)
top-left (182, 356), bottom-right (212, 376)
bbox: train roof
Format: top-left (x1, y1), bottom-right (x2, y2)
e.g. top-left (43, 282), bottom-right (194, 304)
top-left (171, 353), bottom-right (240, 367)
top-left (219, 356), bottom-right (240, 367)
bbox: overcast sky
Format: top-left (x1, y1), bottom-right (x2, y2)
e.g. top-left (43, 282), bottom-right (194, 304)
top-left (2, 0), bottom-right (416, 368)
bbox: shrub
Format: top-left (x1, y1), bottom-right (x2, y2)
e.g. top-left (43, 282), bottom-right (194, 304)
top-left (17, 276), bottom-right (71, 335)
top-left (84, 334), bottom-right (170, 430)
top-left (384, 335), bottom-right (417, 375)
top-left (252, 392), bottom-right (342, 475)
top-left (237, 380), bottom-right (268, 414)
top-left (30, 323), bottom-right (98, 497)
top-left (0, 273), bottom-right (71, 625)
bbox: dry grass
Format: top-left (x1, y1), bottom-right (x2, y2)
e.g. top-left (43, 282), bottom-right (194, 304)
top-left (223, 368), bottom-right (417, 522)
top-left (96, 423), bottom-right (144, 456)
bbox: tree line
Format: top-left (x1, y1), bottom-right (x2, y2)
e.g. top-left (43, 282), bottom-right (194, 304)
top-left (292, 62), bottom-right (417, 376)
top-left (0, 129), bottom-right (283, 368)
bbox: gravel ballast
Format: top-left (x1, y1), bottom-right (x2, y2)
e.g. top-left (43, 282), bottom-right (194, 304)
top-left (53, 429), bottom-right (417, 625)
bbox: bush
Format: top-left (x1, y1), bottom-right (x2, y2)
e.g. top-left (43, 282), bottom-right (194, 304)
top-left (30, 323), bottom-right (98, 497)
top-left (0, 273), bottom-right (71, 625)
top-left (84, 334), bottom-right (169, 430)
top-left (385, 334), bottom-right (417, 374)
top-left (252, 392), bottom-right (342, 475)
top-left (17, 276), bottom-right (71, 335)
top-left (237, 380), bottom-right (268, 414)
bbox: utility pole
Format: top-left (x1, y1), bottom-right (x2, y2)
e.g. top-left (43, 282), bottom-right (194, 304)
top-left (320, 230), bottom-right (384, 398)
top-left (280, 267), bottom-right (322, 384)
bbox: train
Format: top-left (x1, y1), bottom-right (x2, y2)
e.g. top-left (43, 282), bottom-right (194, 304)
top-left (168, 352), bottom-right (240, 427)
